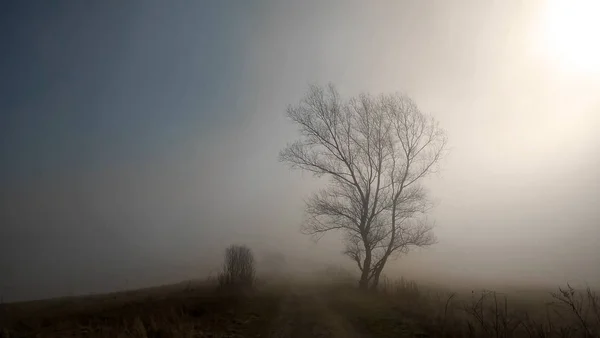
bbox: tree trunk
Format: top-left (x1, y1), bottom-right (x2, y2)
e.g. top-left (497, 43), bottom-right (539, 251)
top-left (369, 260), bottom-right (386, 291)
top-left (369, 202), bottom-right (396, 291)
top-left (358, 251), bottom-right (371, 290)
top-left (370, 270), bottom-right (382, 291)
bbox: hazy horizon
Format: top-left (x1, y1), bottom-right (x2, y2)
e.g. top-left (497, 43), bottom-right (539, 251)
top-left (1, 0), bottom-right (599, 302)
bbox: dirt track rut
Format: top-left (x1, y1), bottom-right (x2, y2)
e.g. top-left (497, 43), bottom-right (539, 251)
top-left (267, 287), bottom-right (364, 338)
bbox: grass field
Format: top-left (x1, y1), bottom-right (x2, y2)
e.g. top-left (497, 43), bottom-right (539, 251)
top-left (1, 276), bottom-right (599, 338)
top-left (0, 280), bottom-right (282, 337)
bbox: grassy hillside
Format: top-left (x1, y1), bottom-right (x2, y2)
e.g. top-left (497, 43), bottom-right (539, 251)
top-left (1, 276), bottom-right (599, 337)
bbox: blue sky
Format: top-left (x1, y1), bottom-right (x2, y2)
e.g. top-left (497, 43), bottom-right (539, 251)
top-left (1, 1), bottom-right (258, 181)
top-left (0, 0), bottom-right (279, 300)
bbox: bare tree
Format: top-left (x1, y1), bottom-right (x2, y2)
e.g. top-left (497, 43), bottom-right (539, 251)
top-left (279, 84), bottom-right (446, 290)
top-left (217, 244), bottom-right (256, 289)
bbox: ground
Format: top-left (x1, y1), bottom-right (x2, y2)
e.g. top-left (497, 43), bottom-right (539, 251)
top-left (1, 280), bottom-right (598, 337)
top-left (268, 286), bottom-right (362, 338)
top-left (0, 281), bottom-right (429, 338)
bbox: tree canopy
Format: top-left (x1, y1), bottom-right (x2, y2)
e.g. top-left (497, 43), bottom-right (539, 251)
top-left (280, 84), bottom-right (447, 290)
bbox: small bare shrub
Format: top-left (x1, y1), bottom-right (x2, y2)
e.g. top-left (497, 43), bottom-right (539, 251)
top-left (447, 285), bottom-right (600, 338)
top-left (217, 245), bottom-right (256, 290)
top-left (551, 284), bottom-right (600, 337)
top-left (460, 290), bottom-right (527, 338)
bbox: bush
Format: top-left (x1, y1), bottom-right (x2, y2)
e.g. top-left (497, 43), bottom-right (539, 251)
top-left (366, 278), bottom-right (600, 337)
top-left (217, 245), bottom-right (256, 290)
top-left (423, 284), bottom-right (600, 338)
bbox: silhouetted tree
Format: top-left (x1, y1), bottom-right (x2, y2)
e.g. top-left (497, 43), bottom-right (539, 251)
top-left (280, 84), bottom-right (446, 290)
top-left (217, 245), bottom-right (256, 289)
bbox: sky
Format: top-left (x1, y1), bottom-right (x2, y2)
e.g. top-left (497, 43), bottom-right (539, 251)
top-left (1, 0), bottom-right (599, 302)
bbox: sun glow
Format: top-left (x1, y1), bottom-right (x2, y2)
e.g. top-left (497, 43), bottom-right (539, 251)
top-left (538, 0), bottom-right (600, 74)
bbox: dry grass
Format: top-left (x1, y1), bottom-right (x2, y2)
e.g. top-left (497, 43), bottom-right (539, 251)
top-left (0, 281), bottom-right (280, 338)
top-left (0, 246), bottom-right (268, 337)
top-left (324, 277), bottom-right (600, 338)
top-left (1, 275), bottom-right (598, 338)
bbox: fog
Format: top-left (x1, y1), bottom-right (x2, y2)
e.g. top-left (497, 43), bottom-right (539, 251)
top-left (1, 0), bottom-right (599, 302)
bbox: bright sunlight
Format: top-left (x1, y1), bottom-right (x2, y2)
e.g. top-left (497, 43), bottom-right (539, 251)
top-left (538, 0), bottom-right (600, 74)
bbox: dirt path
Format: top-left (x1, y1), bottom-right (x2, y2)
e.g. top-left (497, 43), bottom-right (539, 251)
top-left (267, 286), bottom-right (365, 338)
